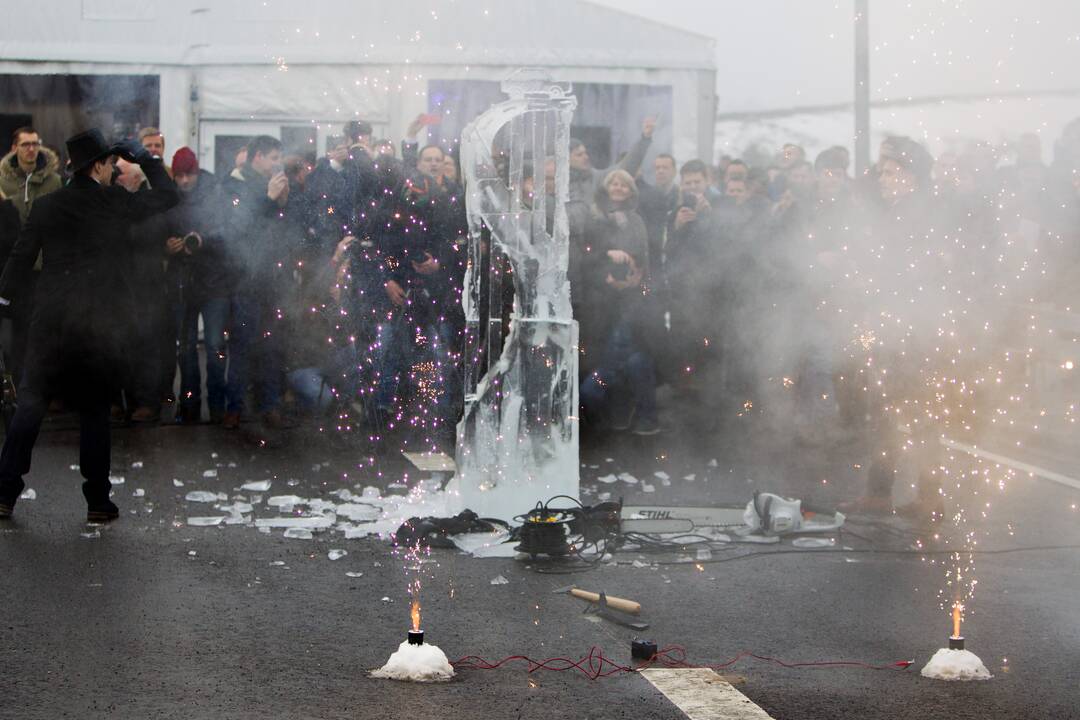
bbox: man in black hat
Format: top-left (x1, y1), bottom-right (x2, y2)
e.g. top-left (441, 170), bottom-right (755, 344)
top-left (0, 129), bottom-right (178, 522)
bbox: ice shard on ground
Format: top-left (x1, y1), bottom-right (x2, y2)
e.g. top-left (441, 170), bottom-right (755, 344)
top-left (450, 70), bottom-right (580, 520)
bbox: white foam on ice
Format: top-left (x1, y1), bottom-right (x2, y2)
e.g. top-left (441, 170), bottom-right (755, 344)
top-left (371, 640), bottom-right (455, 682)
top-left (921, 648), bottom-right (992, 681)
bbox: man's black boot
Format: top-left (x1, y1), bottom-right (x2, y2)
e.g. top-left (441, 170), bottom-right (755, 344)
top-left (0, 477), bottom-right (25, 519)
top-left (83, 480), bottom-right (119, 523)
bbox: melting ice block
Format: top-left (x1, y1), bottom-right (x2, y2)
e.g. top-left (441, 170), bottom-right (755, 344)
top-left (450, 71), bottom-right (580, 521)
top-left (921, 648), bottom-right (992, 681)
top-left (372, 640), bottom-right (454, 682)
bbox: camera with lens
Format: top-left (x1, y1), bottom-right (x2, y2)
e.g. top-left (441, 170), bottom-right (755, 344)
top-left (182, 232), bottom-right (202, 253)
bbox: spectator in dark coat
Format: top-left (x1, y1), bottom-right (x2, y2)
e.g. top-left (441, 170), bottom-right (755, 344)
top-left (0, 130), bottom-right (177, 521)
top-left (164, 148), bottom-right (233, 425)
top-left (221, 135), bottom-right (296, 429)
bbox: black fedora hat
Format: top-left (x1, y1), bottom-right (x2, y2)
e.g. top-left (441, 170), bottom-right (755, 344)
top-left (66, 128), bottom-right (113, 173)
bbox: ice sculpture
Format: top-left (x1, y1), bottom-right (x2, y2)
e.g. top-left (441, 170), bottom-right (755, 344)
top-left (448, 70), bottom-right (580, 519)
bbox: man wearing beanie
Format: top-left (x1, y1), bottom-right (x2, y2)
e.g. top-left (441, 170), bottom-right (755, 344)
top-left (162, 147), bottom-right (233, 425)
top-left (0, 129), bottom-right (177, 522)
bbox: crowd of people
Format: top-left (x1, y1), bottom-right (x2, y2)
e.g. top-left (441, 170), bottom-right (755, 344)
top-left (0, 110), bottom-right (1077, 487)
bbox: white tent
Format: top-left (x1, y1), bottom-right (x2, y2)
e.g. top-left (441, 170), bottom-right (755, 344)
top-left (0, 0), bottom-right (716, 173)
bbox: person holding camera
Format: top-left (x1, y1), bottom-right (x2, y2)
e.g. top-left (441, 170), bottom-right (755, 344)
top-left (579, 169), bottom-right (659, 436)
top-left (162, 147), bottom-right (233, 425)
top-left (221, 136), bottom-right (295, 430)
top-left (0, 129), bottom-right (177, 521)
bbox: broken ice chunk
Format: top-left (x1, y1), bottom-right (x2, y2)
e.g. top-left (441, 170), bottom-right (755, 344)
top-left (327, 549), bottom-right (348, 561)
top-left (653, 471), bottom-right (670, 481)
top-left (80, 530), bottom-right (100, 539)
top-left (346, 571), bottom-right (364, 578)
top-left (598, 492), bottom-right (611, 501)
top-left (683, 474), bottom-right (696, 482)
top-left (641, 483), bottom-right (656, 493)
top-left (254, 517), bottom-right (334, 530)
top-left (792, 537), bottom-right (835, 549)
top-left (362, 486), bottom-right (381, 499)
top-left (70, 464), bottom-right (80, 471)
top-left (287, 479), bottom-right (300, 487)
top-left (133, 488), bottom-right (145, 498)
top-left (185, 491), bottom-right (227, 503)
top-left (706, 459), bottom-right (718, 468)
top-left (283, 527), bottom-right (313, 539)
top-left (217, 502), bottom-right (254, 514)
top-left (489, 575), bottom-right (509, 585)
top-left (187, 516), bottom-right (225, 527)
top-left (267, 495), bottom-right (306, 508)
top-left (173, 479), bottom-right (184, 487)
top-left (109, 475), bottom-right (125, 485)
top-left (131, 461), bottom-right (144, 469)
top-left (381, 597), bottom-right (392, 603)
top-left (311, 464), bottom-right (321, 472)
top-left (335, 504), bottom-right (380, 522)
top-left (202, 469), bottom-right (218, 478)
top-left (270, 561), bottom-right (286, 566)
top-left (241, 480), bottom-right (272, 492)
top-left (19, 488), bottom-right (35, 500)
top-left (596, 474), bottom-right (618, 484)
top-left (617, 473), bottom-right (638, 485)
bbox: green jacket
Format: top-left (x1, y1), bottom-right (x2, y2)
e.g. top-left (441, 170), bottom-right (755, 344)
top-left (0, 147), bottom-right (63, 225)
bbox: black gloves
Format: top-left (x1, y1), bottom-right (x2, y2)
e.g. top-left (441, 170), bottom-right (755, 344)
top-left (110, 139), bottom-right (153, 165)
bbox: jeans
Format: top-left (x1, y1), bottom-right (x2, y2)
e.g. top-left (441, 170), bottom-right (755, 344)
top-left (176, 296), bottom-right (229, 415)
top-left (287, 367), bottom-right (335, 413)
top-left (373, 315), bottom-right (459, 419)
top-left (580, 317), bottom-right (657, 426)
top-left (225, 291), bottom-right (282, 415)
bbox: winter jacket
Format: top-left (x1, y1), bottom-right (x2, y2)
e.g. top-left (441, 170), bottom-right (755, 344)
top-left (376, 172), bottom-right (467, 320)
top-left (223, 167), bottom-right (300, 293)
top-left (0, 159), bottom-right (178, 396)
top-left (161, 170), bottom-right (235, 301)
top-left (0, 199), bottom-right (20, 302)
top-left (580, 189), bottom-right (650, 333)
top-left (0, 147), bottom-right (63, 225)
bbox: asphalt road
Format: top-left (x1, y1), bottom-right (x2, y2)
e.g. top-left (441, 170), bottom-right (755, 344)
top-left (2, 414), bottom-right (1078, 720)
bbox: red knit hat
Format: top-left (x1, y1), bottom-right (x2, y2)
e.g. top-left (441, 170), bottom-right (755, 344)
top-left (171, 147), bottom-right (199, 175)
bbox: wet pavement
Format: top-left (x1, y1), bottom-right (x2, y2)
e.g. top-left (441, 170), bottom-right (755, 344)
top-left (2, 413), bottom-right (1079, 719)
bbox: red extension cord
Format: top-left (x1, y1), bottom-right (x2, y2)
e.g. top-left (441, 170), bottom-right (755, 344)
top-left (451, 645), bottom-right (914, 681)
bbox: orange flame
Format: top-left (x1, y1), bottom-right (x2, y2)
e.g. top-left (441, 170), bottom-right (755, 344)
top-left (952, 603), bottom-right (963, 638)
top-left (411, 599), bottom-right (421, 632)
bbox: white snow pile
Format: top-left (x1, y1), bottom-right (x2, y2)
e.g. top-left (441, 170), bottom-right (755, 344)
top-left (371, 640), bottom-right (455, 682)
top-left (921, 648), bottom-right (993, 681)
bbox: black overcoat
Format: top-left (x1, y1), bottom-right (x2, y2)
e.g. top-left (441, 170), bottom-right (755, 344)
top-left (0, 160), bottom-right (178, 399)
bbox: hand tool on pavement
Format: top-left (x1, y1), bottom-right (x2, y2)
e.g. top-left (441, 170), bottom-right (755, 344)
top-left (552, 586), bottom-right (642, 615)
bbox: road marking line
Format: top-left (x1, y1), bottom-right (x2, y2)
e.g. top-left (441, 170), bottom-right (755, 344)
top-left (941, 437), bottom-right (1080, 492)
top-left (641, 668), bottom-right (775, 720)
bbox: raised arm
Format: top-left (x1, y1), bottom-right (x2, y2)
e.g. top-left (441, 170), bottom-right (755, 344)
top-left (614, 117), bottom-right (657, 177)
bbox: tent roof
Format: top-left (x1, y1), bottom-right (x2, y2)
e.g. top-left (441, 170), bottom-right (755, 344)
top-left (0, 0), bottom-right (716, 71)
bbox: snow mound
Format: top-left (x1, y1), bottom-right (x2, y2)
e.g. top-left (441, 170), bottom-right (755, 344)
top-left (921, 648), bottom-right (992, 681)
top-left (371, 640), bottom-right (455, 682)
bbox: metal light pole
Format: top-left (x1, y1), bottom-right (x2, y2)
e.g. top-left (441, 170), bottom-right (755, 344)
top-left (854, 0), bottom-right (871, 176)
